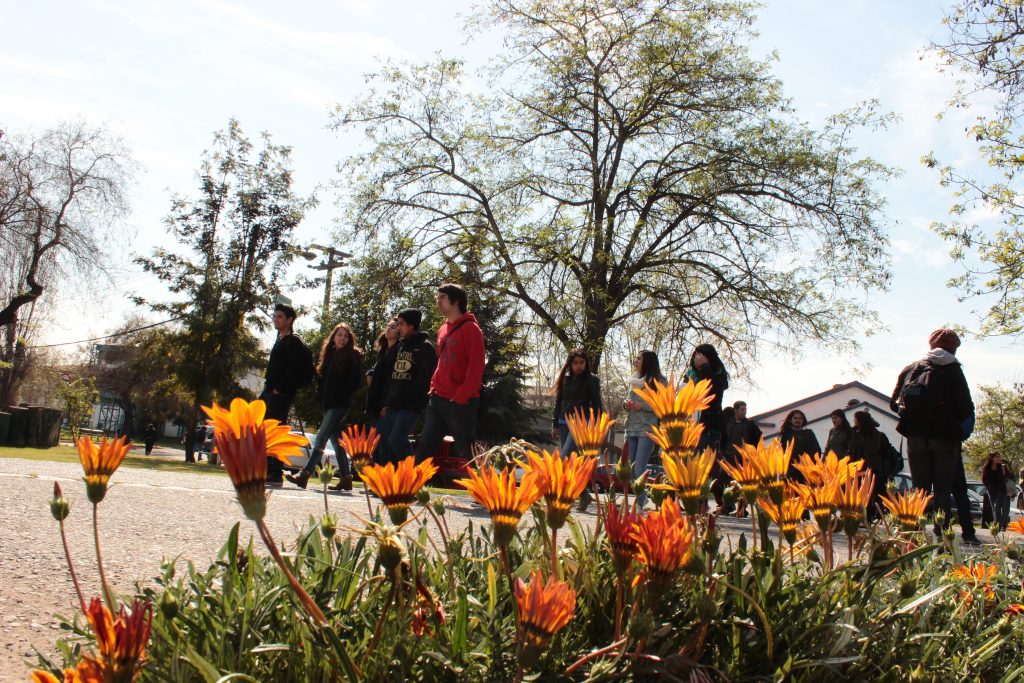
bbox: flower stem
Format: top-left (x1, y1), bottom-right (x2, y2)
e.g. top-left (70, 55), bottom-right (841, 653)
top-left (59, 519), bottom-right (87, 614)
top-left (91, 503), bottom-right (115, 611)
top-left (426, 504), bottom-right (455, 588)
top-left (551, 526), bottom-right (558, 578)
top-left (362, 579), bottom-right (396, 669)
top-left (256, 519), bottom-right (328, 625)
top-left (614, 575), bottom-right (624, 640)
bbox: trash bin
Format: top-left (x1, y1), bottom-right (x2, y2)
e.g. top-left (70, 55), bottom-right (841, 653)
top-left (26, 406), bottom-right (43, 448)
top-left (6, 406), bottom-right (28, 447)
top-left (38, 408), bottom-right (62, 448)
top-left (0, 412), bottom-right (10, 445)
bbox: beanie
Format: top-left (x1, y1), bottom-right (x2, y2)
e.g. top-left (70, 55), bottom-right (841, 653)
top-left (928, 328), bottom-right (961, 352)
top-left (397, 308), bottom-right (422, 330)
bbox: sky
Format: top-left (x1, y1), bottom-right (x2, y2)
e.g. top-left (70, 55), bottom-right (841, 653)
top-left (2, 0), bottom-right (1021, 416)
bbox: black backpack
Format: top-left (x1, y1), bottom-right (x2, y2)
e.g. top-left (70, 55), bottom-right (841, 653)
top-left (896, 362), bottom-right (943, 422)
top-left (882, 434), bottom-right (903, 479)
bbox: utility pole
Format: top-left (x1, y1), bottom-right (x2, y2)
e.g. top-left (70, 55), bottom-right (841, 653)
top-left (308, 244), bottom-right (352, 332)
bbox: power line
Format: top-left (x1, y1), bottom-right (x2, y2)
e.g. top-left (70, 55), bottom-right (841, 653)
top-left (27, 317), bottom-right (181, 349)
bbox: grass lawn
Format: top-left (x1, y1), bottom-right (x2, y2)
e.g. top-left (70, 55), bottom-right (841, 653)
top-left (0, 445), bottom-right (227, 477)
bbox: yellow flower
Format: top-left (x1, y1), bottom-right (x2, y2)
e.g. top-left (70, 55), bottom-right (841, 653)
top-left (796, 479), bottom-right (839, 531)
top-left (718, 455), bottom-right (762, 503)
top-left (360, 456), bottom-right (438, 524)
top-left (880, 488), bottom-right (932, 531)
top-left (1006, 518), bottom-right (1024, 535)
top-left (76, 435), bottom-right (131, 504)
top-left (202, 398), bottom-right (309, 520)
top-left (759, 486), bottom-right (806, 544)
top-left (647, 422), bottom-right (705, 455)
top-left (837, 470), bottom-right (876, 534)
top-left (338, 424), bottom-right (380, 471)
top-left (792, 450), bottom-right (863, 486)
top-left (514, 569), bottom-right (576, 668)
top-left (746, 439), bottom-right (793, 504)
top-left (456, 466), bottom-right (542, 546)
top-left (519, 449), bottom-right (596, 529)
top-left (565, 408), bottom-right (615, 459)
top-left (631, 377), bottom-right (714, 424)
top-left (659, 447), bottom-right (716, 515)
top-left (631, 498), bottom-right (695, 596)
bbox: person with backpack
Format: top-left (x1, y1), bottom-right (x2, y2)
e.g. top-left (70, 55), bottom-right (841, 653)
top-left (982, 452), bottom-right (1018, 531)
top-left (378, 309), bottom-right (437, 465)
top-left (848, 410), bottom-right (894, 520)
top-left (415, 284), bottom-right (485, 462)
top-left (890, 328), bottom-right (974, 532)
top-left (261, 304), bottom-right (315, 487)
top-left (286, 323), bottom-right (364, 490)
top-left (824, 410), bottom-right (853, 457)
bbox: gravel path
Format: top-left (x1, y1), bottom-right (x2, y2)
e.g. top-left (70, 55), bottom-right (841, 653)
top-left (0, 455), bottom-right (998, 678)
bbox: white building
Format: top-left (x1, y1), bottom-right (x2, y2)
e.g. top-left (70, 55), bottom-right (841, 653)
top-left (750, 381), bottom-right (905, 456)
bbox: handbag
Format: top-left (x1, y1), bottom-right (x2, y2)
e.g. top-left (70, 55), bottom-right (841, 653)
top-left (1006, 477), bottom-right (1020, 498)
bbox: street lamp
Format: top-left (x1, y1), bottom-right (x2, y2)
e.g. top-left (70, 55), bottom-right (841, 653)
top-left (307, 244), bottom-right (352, 332)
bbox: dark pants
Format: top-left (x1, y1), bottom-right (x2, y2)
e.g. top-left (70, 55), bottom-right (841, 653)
top-left (951, 450), bottom-right (976, 538)
top-left (144, 439), bottom-right (156, 455)
top-left (907, 436), bottom-right (958, 530)
top-left (415, 395), bottom-right (478, 461)
top-left (377, 408), bottom-right (422, 466)
top-left (260, 390), bottom-right (294, 483)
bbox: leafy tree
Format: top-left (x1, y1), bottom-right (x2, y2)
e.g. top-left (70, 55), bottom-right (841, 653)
top-left (333, 0), bottom-right (893, 368)
top-left (964, 383), bottom-right (1024, 475)
top-left (929, 1), bottom-right (1024, 335)
top-left (58, 376), bottom-right (98, 438)
top-left (135, 120), bottom-right (313, 426)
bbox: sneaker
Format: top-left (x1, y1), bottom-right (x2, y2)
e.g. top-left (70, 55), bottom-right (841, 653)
top-left (577, 489), bottom-right (593, 512)
top-left (961, 534), bottom-right (981, 547)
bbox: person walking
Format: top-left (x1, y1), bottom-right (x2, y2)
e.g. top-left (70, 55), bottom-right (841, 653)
top-left (143, 423), bottom-right (157, 456)
top-left (720, 401), bottom-right (763, 514)
top-left (550, 348), bottom-right (603, 455)
top-left (260, 304), bottom-right (315, 487)
top-left (824, 410), bottom-right (853, 457)
top-left (625, 350), bottom-right (664, 508)
top-left (779, 410), bottom-right (821, 481)
top-left (365, 317), bottom-right (401, 464)
top-left (415, 284), bottom-right (485, 462)
top-left (684, 344), bottom-right (729, 454)
top-left (378, 309), bottom-right (437, 465)
top-left (847, 410), bottom-right (891, 520)
top-left (286, 323), bottom-right (364, 490)
top-left (982, 452), bottom-right (1017, 531)
top-left (890, 328), bottom-right (974, 533)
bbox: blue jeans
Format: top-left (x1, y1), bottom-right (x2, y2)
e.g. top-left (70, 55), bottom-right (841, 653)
top-left (378, 408), bottom-right (422, 466)
top-left (304, 407), bottom-right (350, 476)
top-left (557, 421), bottom-right (577, 456)
top-left (629, 435), bottom-right (658, 505)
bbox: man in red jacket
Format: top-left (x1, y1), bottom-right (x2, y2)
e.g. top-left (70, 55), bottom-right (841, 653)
top-left (415, 283), bottom-right (486, 462)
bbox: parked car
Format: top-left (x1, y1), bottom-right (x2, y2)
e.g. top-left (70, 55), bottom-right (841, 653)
top-left (285, 432), bottom-right (338, 473)
top-left (893, 473), bottom-right (983, 519)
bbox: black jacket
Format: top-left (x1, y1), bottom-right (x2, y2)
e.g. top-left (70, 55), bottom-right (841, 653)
top-left (724, 418), bottom-right (762, 461)
top-left (825, 427), bottom-right (853, 457)
top-left (849, 428), bottom-right (887, 476)
top-left (890, 354), bottom-right (974, 440)
top-left (686, 364), bottom-right (729, 433)
top-left (365, 344), bottom-right (398, 419)
top-left (553, 373), bottom-right (602, 427)
top-left (383, 333), bottom-right (437, 412)
top-left (264, 334), bottom-right (313, 396)
top-left (316, 351), bottom-right (363, 411)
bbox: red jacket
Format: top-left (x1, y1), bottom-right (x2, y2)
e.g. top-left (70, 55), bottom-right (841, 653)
top-left (431, 313), bottom-right (485, 404)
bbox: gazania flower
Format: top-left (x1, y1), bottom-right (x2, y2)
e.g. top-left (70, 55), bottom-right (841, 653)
top-left (880, 488), bottom-right (932, 531)
top-left (950, 563), bottom-right (998, 606)
top-left (202, 398), bottom-right (309, 521)
top-left (759, 488), bottom-right (806, 544)
top-left (748, 439), bottom-right (794, 504)
top-left (456, 466), bottom-right (542, 546)
top-left (514, 569), bottom-right (576, 668)
top-left (411, 580), bottom-right (446, 637)
top-left (792, 450), bottom-right (863, 486)
top-left (659, 447), bottom-right (715, 515)
top-left (718, 455), bottom-right (762, 503)
top-left (790, 523), bottom-right (821, 562)
top-left (837, 470), bottom-right (876, 535)
top-left (797, 479), bottom-right (839, 531)
top-left (631, 377), bottom-right (714, 428)
top-left (519, 449), bottom-right (596, 529)
top-left (647, 422), bottom-right (704, 455)
top-left (565, 408), bottom-right (615, 459)
top-left (631, 498), bottom-right (695, 596)
top-left (31, 660), bottom-right (104, 683)
top-left (87, 597), bottom-right (152, 679)
top-left (1006, 518), bottom-right (1024, 535)
top-left (359, 456), bottom-right (438, 524)
top-left (1006, 603), bottom-right (1024, 617)
top-left (604, 502), bottom-right (641, 575)
top-left (76, 435), bottom-right (132, 504)
top-left (338, 424), bottom-right (380, 471)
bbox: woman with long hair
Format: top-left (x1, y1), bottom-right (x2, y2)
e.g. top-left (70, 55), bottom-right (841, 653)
top-left (286, 323), bottom-right (364, 490)
top-left (364, 317), bottom-right (400, 426)
top-left (684, 344), bottom-right (729, 452)
top-left (550, 348), bottom-right (603, 455)
top-left (848, 410), bottom-right (890, 519)
top-left (982, 451), bottom-right (1017, 531)
top-left (779, 409), bottom-right (821, 481)
top-left (825, 409), bottom-right (853, 457)
top-left (625, 350), bottom-right (665, 508)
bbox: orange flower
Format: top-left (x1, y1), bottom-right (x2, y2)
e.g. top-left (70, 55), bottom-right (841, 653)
top-left (747, 439), bottom-right (793, 504)
top-left (520, 449), bottom-right (596, 529)
top-left (880, 488), bottom-right (932, 531)
top-left (647, 422), bottom-right (704, 455)
top-left (514, 569), bottom-right (576, 668)
top-left (565, 408), bottom-right (615, 459)
top-left (1006, 518), bottom-right (1024, 535)
top-left (338, 424), bottom-right (380, 471)
top-left (796, 479), bottom-right (839, 531)
top-left (950, 563), bottom-right (999, 606)
top-left (631, 498), bottom-right (695, 595)
top-left (1006, 603), bottom-right (1024, 616)
top-left (837, 470), bottom-right (876, 534)
top-left (604, 502), bottom-right (641, 575)
top-left (30, 661), bottom-right (104, 683)
top-left (790, 523), bottom-right (822, 562)
top-left (456, 466), bottom-right (542, 546)
top-left (360, 456), bottom-right (438, 524)
top-left (659, 447), bottom-right (716, 515)
top-left (792, 450), bottom-right (863, 486)
top-left (76, 435), bottom-right (131, 504)
top-left (202, 398), bottom-right (309, 520)
top-left (759, 487), bottom-right (806, 544)
top-left (718, 454), bottom-right (762, 503)
top-left (411, 580), bottom-right (446, 638)
top-left (631, 377), bottom-right (714, 426)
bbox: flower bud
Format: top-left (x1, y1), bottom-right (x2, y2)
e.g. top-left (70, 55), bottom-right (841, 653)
top-left (899, 579), bottom-right (916, 599)
top-left (998, 617), bottom-right (1014, 637)
top-left (683, 550), bottom-right (706, 575)
top-left (378, 528), bottom-right (407, 572)
top-left (321, 513), bottom-right (337, 540)
top-left (416, 488), bottom-right (431, 506)
top-left (632, 475), bottom-right (647, 497)
top-left (649, 485), bottom-right (666, 508)
top-left (627, 609), bottom-right (654, 640)
top-left (159, 591), bottom-right (179, 620)
top-left (616, 455), bottom-right (633, 486)
top-left (316, 465), bottom-right (334, 486)
top-left (431, 496), bottom-right (446, 516)
top-left (50, 482), bottom-right (70, 522)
